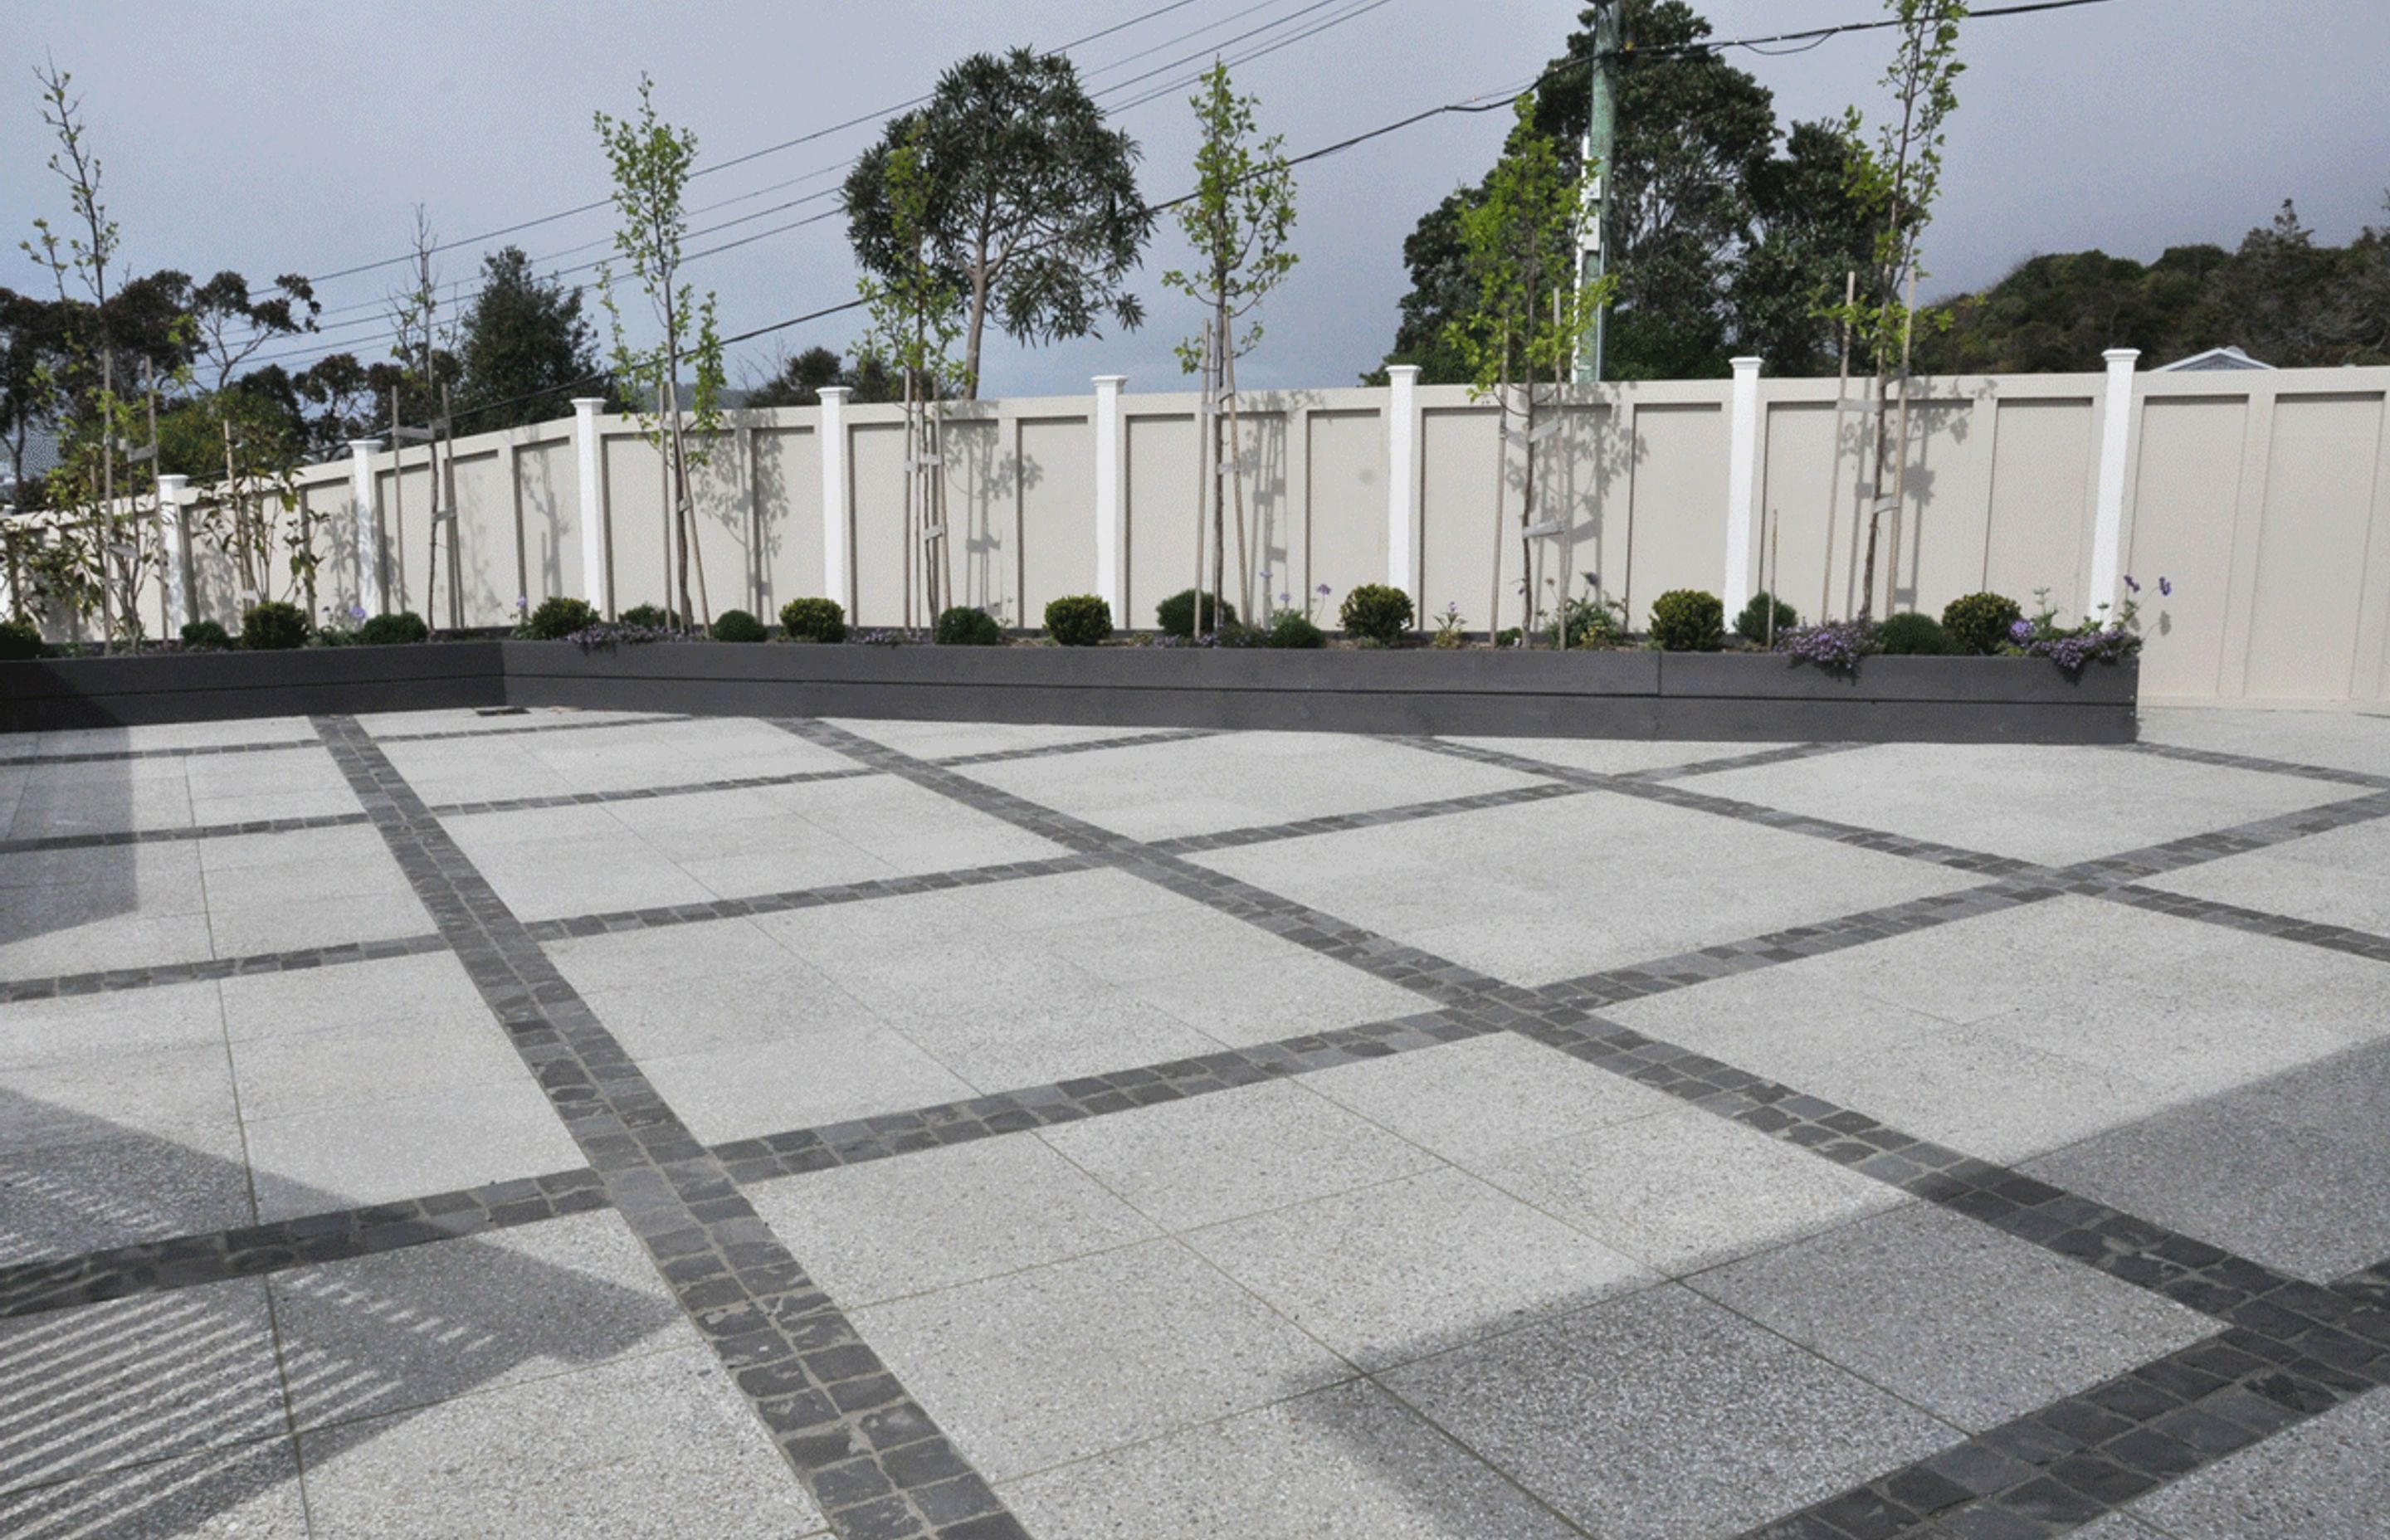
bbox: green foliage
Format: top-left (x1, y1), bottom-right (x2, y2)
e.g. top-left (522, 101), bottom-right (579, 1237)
top-left (1431, 602), bottom-right (1470, 649)
top-left (1649, 589), bottom-right (1725, 652)
top-left (1875, 611), bottom-right (1957, 655)
top-left (1940, 591), bottom-right (2022, 655)
top-left (934, 606), bottom-right (1003, 646)
top-left (1043, 594), bottom-right (1113, 646)
top-left (1554, 579), bottom-right (1631, 648)
top-left (1163, 62), bottom-right (1298, 371)
top-left (178, 619), bottom-right (231, 651)
top-left (1155, 588), bottom-right (1237, 638)
top-left (856, 119), bottom-right (966, 400)
top-left (779, 597), bottom-right (846, 642)
top-left (1265, 610), bottom-right (1326, 649)
top-left (620, 602), bottom-right (674, 629)
top-left (710, 608), bottom-right (767, 643)
top-left (1495, 626), bottom-right (1524, 649)
top-left (0, 618), bottom-right (43, 660)
top-left (1445, 95), bottom-right (1609, 397)
top-left (843, 49), bottom-right (1152, 397)
top-left (357, 611), bottom-right (429, 646)
top-left (455, 246), bottom-right (599, 429)
top-left (743, 346), bottom-right (900, 407)
top-left (1734, 590), bottom-right (1800, 644)
top-left (522, 596), bottom-right (598, 641)
top-left (239, 601), bottom-right (310, 651)
top-left (1338, 583), bottom-right (1415, 646)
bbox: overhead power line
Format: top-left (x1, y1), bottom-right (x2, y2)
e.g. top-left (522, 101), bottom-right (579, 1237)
top-left (1611, 0), bottom-right (2119, 61)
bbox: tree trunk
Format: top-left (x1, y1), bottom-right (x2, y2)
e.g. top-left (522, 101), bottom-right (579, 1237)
top-left (1519, 380), bottom-right (1539, 647)
top-left (963, 266), bottom-right (989, 403)
top-left (1486, 346), bottom-right (1510, 648)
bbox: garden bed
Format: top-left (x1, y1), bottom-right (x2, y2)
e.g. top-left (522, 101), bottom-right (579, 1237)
top-left (1, 641), bottom-right (2137, 743)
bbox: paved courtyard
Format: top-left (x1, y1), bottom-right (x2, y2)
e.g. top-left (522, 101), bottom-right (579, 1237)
top-left (3, 704), bottom-right (2389, 1539)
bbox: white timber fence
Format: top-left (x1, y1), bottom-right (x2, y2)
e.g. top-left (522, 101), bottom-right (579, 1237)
top-left (28, 354), bottom-right (2390, 709)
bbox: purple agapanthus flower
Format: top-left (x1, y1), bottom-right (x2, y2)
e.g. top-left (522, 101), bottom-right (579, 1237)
top-left (2009, 618), bottom-right (2034, 644)
top-left (1277, 592), bottom-right (1292, 605)
top-left (1315, 582), bottom-right (1331, 597)
top-left (2122, 574), bottom-right (2141, 594)
top-left (2158, 577), bottom-right (2173, 597)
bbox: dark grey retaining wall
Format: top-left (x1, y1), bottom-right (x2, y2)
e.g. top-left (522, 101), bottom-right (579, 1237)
top-left (0, 643), bottom-right (505, 731)
top-left (0, 640), bottom-right (2135, 743)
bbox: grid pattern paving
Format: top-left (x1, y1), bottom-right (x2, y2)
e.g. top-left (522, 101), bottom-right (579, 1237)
top-left (3, 704), bottom-right (2389, 1538)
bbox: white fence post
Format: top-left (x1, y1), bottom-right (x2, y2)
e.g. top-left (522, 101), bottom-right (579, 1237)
top-left (1387, 365), bottom-right (1419, 601)
top-left (571, 397), bottom-right (609, 615)
top-left (2087, 348), bottom-right (2141, 617)
top-left (156, 473), bottom-right (190, 634)
top-left (1723, 357), bottom-right (1762, 616)
top-left (819, 387), bottom-right (851, 612)
top-left (347, 439), bottom-right (384, 616)
top-left (1092, 375), bottom-right (1126, 622)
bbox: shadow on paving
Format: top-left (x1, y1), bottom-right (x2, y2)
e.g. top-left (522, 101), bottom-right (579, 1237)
top-left (1279, 1034), bottom-right (2390, 1540)
top-left (0, 755), bottom-right (139, 957)
top-left (0, 1094), bottom-right (682, 1539)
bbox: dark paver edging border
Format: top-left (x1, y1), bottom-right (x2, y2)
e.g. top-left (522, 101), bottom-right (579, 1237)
top-left (0, 641), bottom-right (2139, 744)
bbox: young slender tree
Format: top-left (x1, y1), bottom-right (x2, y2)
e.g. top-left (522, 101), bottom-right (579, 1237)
top-left (1831, 0), bottom-right (1966, 620)
top-left (188, 270), bottom-right (315, 604)
top-left (1445, 94), bottom-right (1609, 646)
top-left (856, 121), bottom-right (965, 626)
top-left (595, 74), bottom-right (726, 624)
top-left (843, 48), bottom-right (1153, 398)
top-left (1162, 60), bottom-right (1298, 626)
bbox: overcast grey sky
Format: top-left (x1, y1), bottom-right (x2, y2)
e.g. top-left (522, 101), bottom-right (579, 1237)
top-left (7, 0), bottom-right (2387, 398)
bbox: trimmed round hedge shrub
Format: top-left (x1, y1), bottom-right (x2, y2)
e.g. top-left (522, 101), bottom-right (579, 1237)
top-left (1266, 611), bottom-right (1326, 649)
top-left (1338, 583), bottom-right (1414, 646)
top-left (358, 611), bottom-right (429, 646)
top-left (934, 606), bottom-right (1003, 646)
top-left (1942, 591), bottom-right (2023, 656)
top-left (1648, 589), bottom-right (1724, 652)
top-left (1734, 590), bottom-right (1798, 644)
top-left (780, 597), bottom-right (846, 642)
top-left (711, 609), bottom-right (768, 643)
top-left (1043, 594), bottom-right (1113, 646)
top-left (1876, 612), bottom-right (1958, 655)
top-left (240, 601), bottom-right (310, 651)
top-left (179, 619), bottom-right (232, 651)
top-left (1155, 588), bottom-right (1236, 637)
top-left (620, 602), bottom-right (675, 630)
top-left (0, 618), bottom-right (44, 660)
top-left (523, 596), bottom-right (598, 641)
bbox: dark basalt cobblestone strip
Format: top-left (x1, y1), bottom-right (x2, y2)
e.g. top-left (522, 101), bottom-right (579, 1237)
top-left (0, 808), bottom-right (373, 855)
top-left (2055, 789), bottom-right (2390, 890)
top-left (520, 855), bottom-right (1105, 943)
top-left (0, 931), bottom-right (450, 1003)
top-left (314, 716), bottom-right (1024, 1540)
top-left (2097, 884), bottom-right (2390, 964)
top-left (1617, 740), bottom-right (1864, 782)
top-left (0, 737), bottom-right (321, 768)
top-left (1146, 781), bottom-right (1585, 856)
top-left (0, 1167), bottom-right (608, 1318)
top-left (372, 710), bottom-right (696, 743)
top-left (1742, 1264), bottom-right (2390, 1540)
top-left (927, 726), bottom-right (1222, 767)
top-left (713, 1010), bottom-right (1500, 1184)
top-left (427, 765), bottom-right (877, 817)
top-left (1399, 734), bottom-right (2039, 876)
top-left (2114, 737), bottom-right (2390, 790)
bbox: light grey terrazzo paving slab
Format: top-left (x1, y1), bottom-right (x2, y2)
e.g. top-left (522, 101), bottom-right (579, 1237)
top-left (2124, 1386), bottom-right (2390, 1540)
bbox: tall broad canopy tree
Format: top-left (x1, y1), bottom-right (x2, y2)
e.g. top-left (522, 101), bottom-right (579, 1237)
top-left (455, 246), bottom-right (602, 429)
top-left (595, 72), bottom-right (728, 626)
top-left (1162, 60), bottom-right (1297, 627)
top-left (1378, 1), bottom-right (1873, 383)
top-left (843, 47), bottom-right (1153, 398)
top-left (1827, 0), bottom-right (1968, 621)
top-left (1445, 93), bottom-right (1610, 646)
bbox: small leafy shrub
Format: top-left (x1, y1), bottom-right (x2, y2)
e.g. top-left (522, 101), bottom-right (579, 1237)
top-left (1339, 583), bottom-right (1414, 646)
top-left (1940, 591), bottom-right (2022, 656)
top-left (934, 606), bottom-right (1003, 646)
top-left (711, 609), bottom-right (768, 643)
top-left (1875, 612), bottom-right (1957, 655)
top-left (1430, 602), bottom-right (1469, 649)
top-left (1155, 588), bottom-right (1237, 638)
top-left (779, 597), bottom-right (846, 643)
top-left (1734, 590), bottom-right (1799, 645)
top-left (1553, 576), bottom-right (1629, 648)
top-left (2007, 581), bottom-right (2155, 672)
top-left (0, 618), bottom-right (43, 660)
top-left (1648, 589), bottom-right (1724, 652)
top-left (178, 619), bottom-right (232, 651)
top-left (240, 601), bottom-right (310, 651)
top-left (1266, 611), bottom-right (1326, 648)
top-left (621, 602), bottom-right (675, 630)
top-left (521, 596), bottom-right (598, 641)
top-left (1044, 594), bottom-right (1113, 646)
top-left (1778, 621), bottom-right (1879, 674)
top-left (357, 611), bottom-right (429, 646)
top-left (1495, 626), bottom-right (1524, 649)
